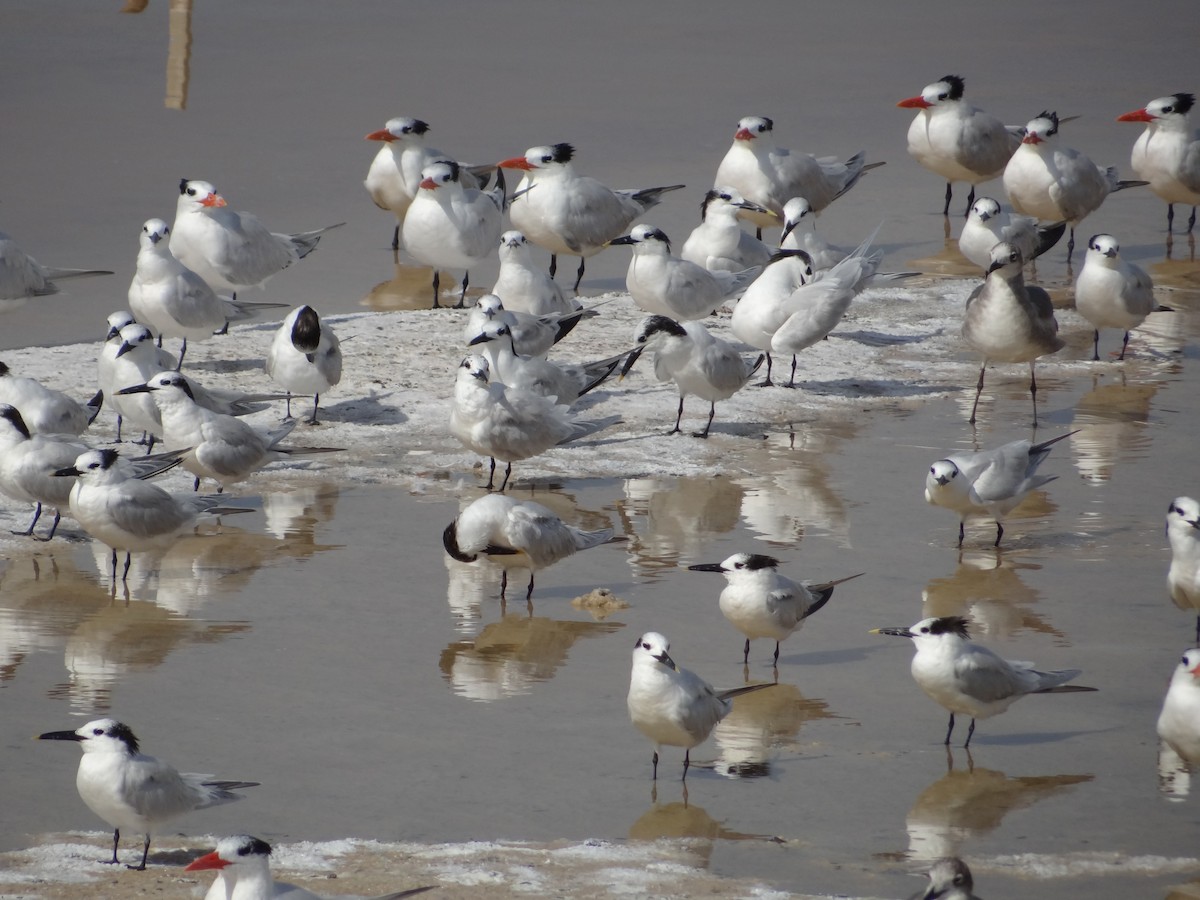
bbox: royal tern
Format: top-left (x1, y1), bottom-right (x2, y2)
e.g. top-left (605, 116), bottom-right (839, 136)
top-left (713, 115), bottom-right (877, 233)
top-left (627, 631), bottom-right (773, 780)
top-left (0, 360), bottom-right (99, 435)
top-left (443, 492), bottom-right (614, 603)
top-left (463, 293), bottom-right (595, 359)
top-left (620, 315), bottom-right (763, 438)
top-left (119, 372), bottom-right (342, 491)
top-left (265, 305), bottom-right (343, 424)
top-left (1158, 649), bottom-right (1200, 765)
top-left (491, 230), bottom-right (573, 316)
top-left (687, 552), bottom-right (862, 663)
top-left (497, 142), bottom-right (685, 290)
top-left (467, 319), bottom-right (625, 405)
top-left (872, 615), bottom-right (1095, 746)
top-left (186, 835), bottom-right (436, 900)
top-left (1117, 92), bottom-right (1200, 233)
top-left (364, 115), bottom-right (492, 249)
top-left (450, 354), bottom-right (618, 491)
top-left (37, 717), bottom-right (257, 870)
top-left (1073, 233), bottom-right (1163, 360)
top-left (908, 857), bottom-right (981, 900)
top-left (55, 448), bottom-right (248, 579)
top-left (170, 179), bottom-right (343, 297)
top-left (957, 197), bottom-right (1065, 271)
top-left (401, 160), bottom-right (506, 309)
top-left (680, 188), bottom-right (774, 273)
top-left (961, 241), bottom-right (1063, 426)
top-left (129, 218), bottom-right (286, 366)
top-left (898, 75), bottom-right (1022, 217)
top-left (924, 432), bottom-right (1072, 547)
top-left (0, 229), bottom-right (111, 312)
top-left (610, 224), bottom-right (759, 321)
top-left (1002, 112), bottom-right (1147, 256)
top-left (1167, 497), bottom-right (1200, 644)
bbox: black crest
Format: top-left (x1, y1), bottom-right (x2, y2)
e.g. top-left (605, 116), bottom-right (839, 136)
top-left (767, 248), bottom-right (814, 269)
top-left (642, 315), bottom-right (687, 338)
top-left (1035, 110), bottom-right (1059, 134)
top-left (1172, 93), bottom-right (1195, 115)
top-left (179, 178), bottom-right (190, 195)
top-left (939, 75), bottom-right (965, 100)
top-left (443, 520), bottom-right (476, 563)
top-left (238, 837), bottom-right (273, 858)
top-left (97, 448), bottom-right (121, 470)
top-left (758, 116), bottom-right (774, 131)
top-left (409, 119), bottom-right (430, 135)
top-left (740, 554), bottom-right (780, 571)
top-left (550, 143), bottom-right (575, 163)
top-left (106, 720), bottom-right (141, 753)
top-left (0, 404), bottom-right (29, 439)
top-left (928, 616), bottom-right (970, 638)
top-left (700, 188), bottom-right (722, 220)
top-left (0, 361), bottom-right (9, 376)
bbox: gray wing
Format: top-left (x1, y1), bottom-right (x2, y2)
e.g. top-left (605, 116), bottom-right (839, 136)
top-left (121, 755), bottom-right (206, 821)
top-left (954, 644), bottom-right (1024, 702)
top-left (102, 481), bottom-right (191, 538)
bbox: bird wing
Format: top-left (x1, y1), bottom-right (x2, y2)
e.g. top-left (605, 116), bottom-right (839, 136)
top-left (503, 503), bottom-right (577, 567)
top-left (100, 481), bottom-right (190, 538)
top-left (119, 755), bottom-right (202, 821)
top-left (954, 644), bottom-right (1023, 702)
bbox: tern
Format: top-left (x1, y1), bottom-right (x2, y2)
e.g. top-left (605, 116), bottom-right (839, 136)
top-left (610, 224), bottom-right (760, 321)
top-left (1117, 92), bottom-right (1200, 233)
top-left (364, 115), bottom-right (492, 249)
top-left (401, 159), bottom-right (506, 309)
top-left (442, 492), bottom-right (614, 603)
top-left (713, 115), bottom-right (877, 234)
top-left (871, 616), bottom-right (1095, 746)
top-left (627, 631), bottom-right (774, 780)
top-left (778, 197), bottom-right (847, 270)
top-left (100, 311), bottom-right (177, 441)
top-left (1002, 112), bottom-right (1147, 257)
top-left (129, 218), bottom-right (287, 366)
top-left (908, 857), bottom-right (981, 900)
top-left (680, 187), bottom-right (774, 273)
top-left (170, 179), bottom-right (343, 298)
top-left (1073, 233), bottom-right (1163, 360)
top-left (0, 359), bottom-right (100, 435)
top-left (463, 293), bottom-right (595, 359)
top-left (898, 75), bottom-right (1022, 217)
top-left (687, 552), bottom-right (862, 663)
top-left (1158, 649), bottom-right (1200, 766)
top-left (492, 230), bottom-right (574, 316)
top-left (961, 241), bottom-right (1063, 426)
top-left (449, 354), bottom-right (619, 491)
top-left (55, 448), bottom-right (248, 579)
top-left (265, 305), bottom-right (343, 424)
top-left (0, 229), bottom-right (111, 312)
top-left (925, 432), bottom-right (1073, 547)
top-left (620, 315), bottom-right (764, 438)
top-left (1167, 497), bottom-right (1200, 644)
top-left (497, 142), bottom-right (685, 290)
top-left (37, 717), bottom-right (257, 870)
top-left (957, 197), bottom-right (1065, 272)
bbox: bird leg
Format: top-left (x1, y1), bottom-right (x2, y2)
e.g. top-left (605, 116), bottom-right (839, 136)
top-left (755, 353), bottom-right (774, 387)
top-left (994, 521), bottom-right (1004, 547)
top-left (572, 257), bottom-right (586, 293)
top-left (668, 396), bottom-right (684, 435)
top-left (957, 520), bottom-right (965, 548)
top-left (964, 185), bottom-right (975, 217)
top-left (548, 253), bottom-right (557, 279)
top-left (455, 272), bottom-right (469, 309)
top-left (743, 638), bottom-right (750, 665)
top-left (498, 461), bottom-right (513, 492)
top-left (525, 573), bottom-right (535, 603)
top-left (1091, 329), bottom-right (1100, 362)
top-left (122, 552), bottom-right (133, 582)
top-left (755, 227), bottom-right (763, 241)
top-left (431, 271), bottom-right (441, 309)
top-left (968, 361), bottom-right (987, 424)
top-left (682, 749), bottom-right (691, 781)
top-left (193, 476), bottom-right (200, 491)
top-left (942, 182), bottom-right (953, 217)
top-left (307, 393), bottom-right (320, 426)
top-left (128, 833), bottom-right (151, 871)
top-left (1067, 226), bottom-right (1076, 259)
top-left (284, 392), bottom-right (294, 420)
top-left (785, 354), bottom-right (799, 389)
top-left (1119, 331), bottom-right (1131, 361)
top-left (499, 569), bottom-right (508, 601)
top-left (773, 641), bottom-right (781, 665)
top-left (1189, 206), bottom-right (1197, 233)
top-left (964, 718), bottom-right (977, 748)
top-left (485, 457), bottom-right (497, 491)
top-left (692, 402), bottom-right (715, 439)
top-left (34, 509), bottom-right (62, 543)
top-left (103, 828), bottom-right (121, 865)
top-left (12, 502), bottom-right (41, 537)
top-left (651, 750), bottom-right (659, 780)
top-left (177, 338), bottom-right (188, 369)
top-left (943, 712), bottom-right (956, 745)
top-left (114, 414), bottom-right (124, 443)
top-left (1028, 363), bottom-right (1040, 428)
top-left (1194, 613), bottom-right (1199, 647)
top-left (391, 224), bottom-right (400, 251)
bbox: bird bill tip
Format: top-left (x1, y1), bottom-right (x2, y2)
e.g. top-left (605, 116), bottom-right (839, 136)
top-left (183, 850), bottom-right (229, 871)
top-left (496, 156), bottom-right (532, 170)
top-left (1115, 109), bottom-right (1152, 123)
top-left (896, 96), bottom-right (930, 109)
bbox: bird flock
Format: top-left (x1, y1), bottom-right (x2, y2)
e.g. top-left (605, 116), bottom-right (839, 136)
top-left (6, 78), bottom-right (1200, 897)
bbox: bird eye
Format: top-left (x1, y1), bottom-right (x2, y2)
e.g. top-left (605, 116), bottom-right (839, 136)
top-left (1164, 106), bottom-right (1174, 113)
top-left (929, 466), bottom-right (936, 475)
top-left (720, 192), bottom-right (732, 201)
top-left (641, 641), bottom-right (650, 650)
top-left (937, 93), bottom-right (947, 100)
top-left (186, 188), bottom-right (196, 196)
top-left (919, 626), bottom-right (929, 633)
top-left (757, 124), bottom-right (766, 132)
top-left (1184, 656), bottom-right (1190, 665)
top-left (88, 463), bottom-right (99, 469)
top-left (541, 155), bottom-right (552, 163)
top-left (92, 728), bottom-right (103, 735)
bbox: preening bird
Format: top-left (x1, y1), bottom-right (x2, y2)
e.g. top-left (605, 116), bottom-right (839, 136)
top-left (0, 359), bottom-right (99, 435)
top-left (265, 305), bottom-right (343, 424)
top-left (463, 293), bottom-right (595, 359)
top-left (908, 857), bottom-right (981, 900)
top-left (957, 197), bottom-right (1065, 272)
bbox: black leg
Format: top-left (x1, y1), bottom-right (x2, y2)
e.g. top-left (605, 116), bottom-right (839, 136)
top-left (964, 185), bottom-right (975, 217)
top-left (431, 271), bottom-right (441, 309)
top-left (177, 338), bottom-right (188, 369)
top-left (1169, 203), bottom-right (1176, 231)
top-left (743, 638), bottom-right (750, 665)
top-left (756, 353), bottom-right (774, 387)
top-left (105, 828), bottom-right (121, 865)
top-left (1092, 329), bottom-right (1100, 361)
top-left (110, 549), bottom-right (118, 581)
top-left (485, 457), bottom-right (496, 491)
top-left (682, 748), bottom-right (690, 781)
top-left (1188, 206), bottom-right (1197, 233)
top-left (1029, 363), bottom-right (1039, 428)
top-left (785, 354), bottom-right (798, 389)
top-left (773, 641), bottom-right (780, 665)
top-left (122, 552), bottom-right (132, 582)
top-left (964, 718), bottom-right (977, 748)
top-left (128, 833), bottom-right (150, 871)
top-left (35, 509), bottom-right (62, 542)
top-left (526, 572), bottom-right (534, 602)
top-left (391, 224), bottom-right (399, 251)
top-left (942, 182), bottom-right (953, 217)
top-left (115, 414), bottom-right (123, 443)
top-left (943, 712), bottom-right (955, 745)
top-left (193, 475), bottom-right (200, 491)
top-left (651, 750), bottom-right (658, 780)
top-left (692, 402), bottom-right (715, 439)
top-left (549, 254), bottom-right (557, 278)
top-left (307, 393), bottom-right (320, 426)
top-left (572, 257), bottom-right (586, 292)
top-left (498, 461), bottom-right (513, 492)
top-left (455, 272), bottom-right (469, 309)
top-left (12, 502), bottom-right (41, 536)
top-left (668, 396), bottom-right (684, 435)
top-left (1119, 331), bottom-right (1131, 361)
top-left (284, 392), bottom-right (294, 419)
top-left (969, 362), bottom-right (986, 424)
top-left (500, 569), bottom-right (508, 601)
top-left (957, 520), bottom-right (965, 548)
top-left (994, 521), bottom-right (1004, 547)
top-left (1067, 226), bottom-right (1076, 259)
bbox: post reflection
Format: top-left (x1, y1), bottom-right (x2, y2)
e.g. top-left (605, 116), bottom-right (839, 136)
top-left (712, 679), bottom-right (836, 778)
top-left (120, 0), bottom-right (192, 110)
top-left (617, 476), bottom-right (745, 577)
top-left (921, 550), bottom-right (1062, 641)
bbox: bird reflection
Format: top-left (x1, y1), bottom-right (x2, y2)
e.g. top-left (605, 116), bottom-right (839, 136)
top-left (262, 483), bottom-right (340, 539)
top-left (629, 787), bottom-right (779, 845)
top-left (617, 476), bottom-right (745, 577)
top-left (361, 256), bottom-right (451, 311)
top-left (1159, 742), bottom-right (1192, 801)
top-left (438, 613), bottom-right (622, 701)
top-left (905, 749), bottom-right (1093, 861)
top-left (712, 680), bottom-right (836, 778)
top-left (921, 550), bottom-right (1062, 641)
top-left (1069, 373), bottom-right (1158, 484)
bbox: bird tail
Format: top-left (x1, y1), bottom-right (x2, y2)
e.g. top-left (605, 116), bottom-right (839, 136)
top-left (195, 779), bottom-right (260, 808)
top-left (1034, 221), bottom-right (1067, 259)
top-left (275, 445), bottom-right (346, 457)
top-left (1030, 667), bottom-right (1093, 692)
top-left (803, 572), bottom-right (865, 618)
top-left (41, 267), bottom-right (115, 281)
top-left (572, 526), bottom-right (615, 551)
top-left (1036, 683), bottom-right (1098, 694)
top-left (578, 353), bottom-right (631, 397)
top-left (550, 308), bottom-right (600, 345)
top-left (1027, 430), bottom-right (1078, 471)
top-left (224, 299), bottom-right (290, 322)
top-left (746, 353), bottom-right (766, 377)
top-left (559, 414), bottom-right (622, 446)
top-left (715, 682), bottom-right (776, 702)
top-left (287, 222), bottom-right (346, 259)
top-left (86, 389), bottom-right (104, 425)
top-left (630, 183), bottom-right (687, 211)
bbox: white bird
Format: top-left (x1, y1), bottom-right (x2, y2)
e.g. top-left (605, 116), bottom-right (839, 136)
top-left (778, 197), bottom-right (847, 270)
top-left (129, 218), bottom-right (287, 366)
top-left (56, 448), bottom-right (248, 579)
top-left (687, 552), bottom-right (862, 663)
top-left (1117, 92), bottom-right (1200, 233)
top-left (449, 354), bottom-right (618, 491)
top-left (627, 631), bottom-right (773, 779)
top-left (680, 187), bottom-right (774, 273)
top-left (872, 615), bottom-right (1095, 746)
top-left (265, 305), bottom-right (343, 424)
top-left (363, 115), bottom-right (491, 250)
top-left (401, 160), bottom-right (506, 309)
top-left (908, 857), bottom-right (981, 900)
top-left (496, 143), bottom-right (685, 290)
top-left (1167, 497), bottom-right (1200, 644)
top-left (924, 432), bottom-right (1072, 547)
top-left (620, 315), bottom-right (763, 438)
top-left (961, 241), bottom-right (1064, 426)
top-left (37, 717), bottom-right (257, 870)
top-left (442, 492), bottom-right (614, 603)
top-left (119, 372), bottom-right (342, 491)
top-left (713, 115), bottom-right (876, 233)
top-left (491, 230), bottom-right (573, 316)
top-left (467, 319), bottom-right (624, 405)
top-left (0, 229), bottom-right (111, 313)
top-left (611, 224), bottom-right (759, 321)
top-left (1073, 233), bottom-right (1160, 360)
top-left (957, 197), bottom-right (1065, 271)
top-left (463, 293), bottom-right (595, 359)
top-left (1159, 649), bottom-right (1200, 766)
top-left (898, 75), bottom-right (1022, 217)
top-left (1002, 112), bottom-right (1147, 257)
top-left (0, 359), bottom-right (99, 435)
top-left (170, 179), bottom-right (342, 298)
